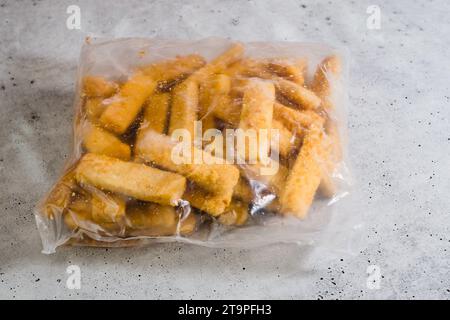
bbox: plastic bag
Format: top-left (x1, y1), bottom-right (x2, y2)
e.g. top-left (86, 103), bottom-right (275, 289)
top-left (34, 37), bottom-right (352, 254)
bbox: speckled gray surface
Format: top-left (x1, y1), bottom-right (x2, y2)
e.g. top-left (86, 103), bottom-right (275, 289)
top-left (0, 0), bottom-right (449, 300)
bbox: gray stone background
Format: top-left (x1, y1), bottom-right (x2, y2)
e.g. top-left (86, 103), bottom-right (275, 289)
top-left (0, 0), bottom-right (449, 299)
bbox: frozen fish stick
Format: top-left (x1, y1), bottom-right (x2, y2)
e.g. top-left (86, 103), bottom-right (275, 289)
top-left (233, 59), bottom-right (270, 79)
top-left (83, 125), bottom-right (131, 160)
top-left (82, 76), bottom-right (117, 98)
top-left (183, 185), bottom-right (232, 216)
top-left (272, 119), bottom-right (300, 158)
top-left (265, 58), bottom-right (306, 86)
top-left (244, 161), bottom-right (289, 195)
top-left (135, 130), bottom-right (240, 196)
top-left (43, 171), bottom-right (76, 219)
top-left (274, 78), bottom-right (321, 110)
top-left (229, 77), bottom-right (251, 99)
top-left (226, 58), bottom-right (305, 85)
top-left (90, 191), bottom-right (126, 224)
top-left (126, 203), bottom-right (197, 236)
top-left (63, 197), bottom-right (92, 231)
top-left (84, 98), bottom-right (106, 124)
top-left (223, 60), bottom-right (247, 78)
top-left (311, 55), bottom-right (342, 110)
top-left (168, 79), bottom-right (199, 138)
top-left (273, 102), bottom-right (324, 132)
top-left (199, 74), bottom-right (232, 133)
top-left (210, 43), bottom-right (244, 71)
top-left (280, 125), bottom-right (324, 218)
top-left (239, 80), bottom-right (275, 132)
top-left (142, 54), bottom-right (206, 86)
top-left (311, 56), bottom-right (343, 196)
top-left (212, 95), bottom-right (242, 126)
top-left (141, 92), bottom-right (171, 134)
top-left (75, 153), bottom-right (186, 206)
top-left (229, 57), bottom-right (306, 84)
top-left (191, 43), bottom-right (244, 83)
top-left (218, 200), bottom-right (249, 226)
top-left (125, 203), bottom-right (177, 236)
top-left (99, 72), bottom-right (156, 134)
top-left (64, 195), bottom-right (120, 233)
top-left (238, 80), bottom-right (275, 161)
top-left (199, 74), bottom-right (231, 118)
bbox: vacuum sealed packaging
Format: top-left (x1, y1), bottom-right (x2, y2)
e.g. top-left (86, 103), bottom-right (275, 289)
top-left (35, 38), bottom-right (351, 253)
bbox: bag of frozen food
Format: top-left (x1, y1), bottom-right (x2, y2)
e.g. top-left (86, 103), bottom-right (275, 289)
top-left (34, 37), bottom-right (352, 253)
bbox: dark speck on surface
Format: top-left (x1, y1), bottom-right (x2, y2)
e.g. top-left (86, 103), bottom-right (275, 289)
top-left (30, 112), bottom-right (40, 121)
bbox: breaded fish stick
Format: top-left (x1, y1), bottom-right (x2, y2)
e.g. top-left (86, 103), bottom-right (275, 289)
top-left (168, 79), bottom-right (199, 138)
top-left (141, 92), bottom-right (171, 134)
top-left (238, 80), bottom-right (275, 161)
top-left (311, 56), bottom-right (343, 197)
top-left (274, 78), bottom-right (321, 110)
top-left (83, 125), bottom-right (131, 160)
top-left (266, 58), bottom-right (306, 86)
top-left (43, 171), bottom-right (76, 219)
top-left (218, 200), bottom-right (249, 226)
top-left (226, 58), bottom-right (306, 86)
top-left (280, 125), bottom-right (324, 218)
top-left (244, 162), bottom-right (289, 195)
top-left (199, 74), bottom-right (231, 133)
top-left (63, 197), bottom-right (92, 231)
top-left (142, 54), bottom-right (206, 87)
top-left (211, 98), bottom-right (297, 158)
top-left (212, 95), bottom-right (242, 126)
top-left (90, 191), bottom-right (126, 224)
top-left (99, 72), bottom-right (156, 134)
top-left (234, 59), bottom-right (269, 78)
top-left (135, 130), bottom-right (240, 196)
top-left (191, 43), bottom-right (244, 83)
top-left (75, 153), bottom-right (186, 206)
top-left (126, 203), bottom-right (197, 236)
top-left (84, 98), bottom-right (106, 124)
top-left (272, 119), bottom-right (300, 158)
top-left (311, 55), bottom-right (342, 110)
top-left (199, 74), bottom-right (231, 118)
top-left (64, 194), bottom-right (122, 234)
top-left (126, 203), bottom-right (176, 234)
top-left (82, 76), bottom-right (117, 98)
top-left (183, 185), bottom-right (232, 216)
top-left (273, 102), bottom-right (324, 132)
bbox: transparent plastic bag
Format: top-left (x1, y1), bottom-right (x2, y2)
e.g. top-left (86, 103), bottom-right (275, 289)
top-left (34, 37), bottom-right (352, 254)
